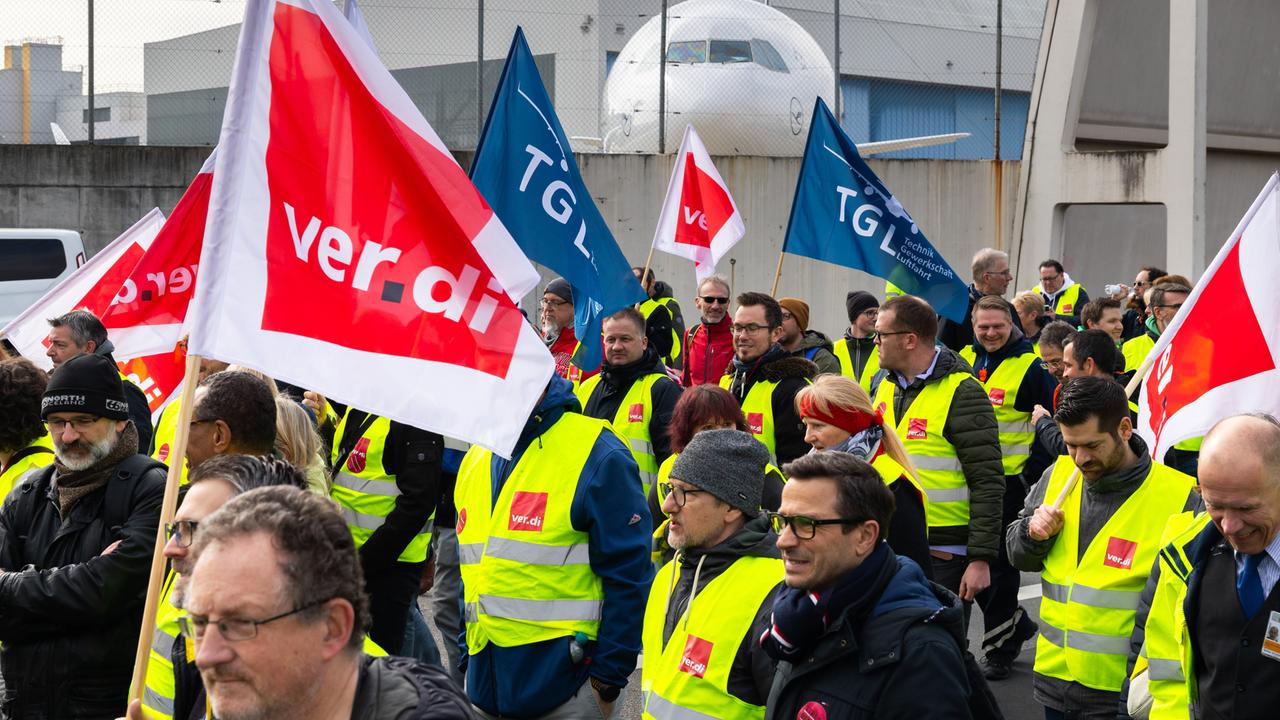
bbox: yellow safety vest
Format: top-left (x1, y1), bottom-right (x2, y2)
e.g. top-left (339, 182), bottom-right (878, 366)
top-left (330, 412), bottom-right (433, 564)
top-left (959, 347), bottom-right (1037, 475)
top-left (150, 398), bottom-right (189, 486)
top-left (139, 571), bottom-right (184, 720)
top-left (871, 452), bottom-right (929, 519)
top-left (831, 338), bottom-right (881, 394)
top-left (1035, 456), bottom-right (1194, 692)
top-left (1122, 334), bottom-right (1155, 374)
top-left (885, 280), bottom-right (905, 299)
top-left (1034, 283), bottom-right (1085, 317)
top-left (640, 297), bottom-right (683, 366)
top-left (456, 413), bottom-right (616, 653)
top-left (1133, 511), bottom-right (1209, 719)
top-left (873, 372), bottom-right (972, 528)
top-left (0, 436), bottom-right (54, 499)
top-left (720, 375), bottom-right (811, 465)
top-left (576, 372), bottom-right (667, 498)
top-left (641, 555), bottom-right (782, 720)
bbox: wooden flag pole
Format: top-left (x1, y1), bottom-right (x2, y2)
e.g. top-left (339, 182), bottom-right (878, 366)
top-left (769, 252), bottom-right (786, 297)
top-left (729, 258), bottom-right (736, 293)
top-left (1050, 467), bottom-right (1082, 511)
top-left (1125, 350), bottom-right (1158, 397)
top-left (639, 243), bottom-right (657, 296)
top-left (129, 351), bottom-right (202, 708)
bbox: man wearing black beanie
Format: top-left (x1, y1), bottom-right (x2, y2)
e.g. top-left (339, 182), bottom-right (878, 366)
top-left (832, 290), bottom-right (883, 393)
top-left (0, 352), bottom-right (166, 717)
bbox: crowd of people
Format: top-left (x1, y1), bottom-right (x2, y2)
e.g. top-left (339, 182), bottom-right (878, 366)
top-left (0, 249), bottom-right (1274, 719)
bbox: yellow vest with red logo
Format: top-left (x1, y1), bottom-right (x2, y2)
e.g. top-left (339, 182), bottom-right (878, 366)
top-left (0, 435), bottom-right (54, 499)
top-left (1034, 283), bottom-right (1085, 317)
top-left (330, 411), bottom-right (433, 564)
top-left (150, 398), bottom-right (189, 486)
top-left (455, 413), bottom-right (617, 652)
top-left (831, 339), bottom-right (881, 395)
top-left (872, 372), bottom-right (972, 528)
top-left (575, 372), bottom-right (666, 499)
top-left (641, 555), bottom-right (782, 720)
top-left (719, 374), bottom-right (811, 465)
top-left (1035, 455), bottom-right (1194, 691)
top-left (959, 347), bottom-right (1037, 475)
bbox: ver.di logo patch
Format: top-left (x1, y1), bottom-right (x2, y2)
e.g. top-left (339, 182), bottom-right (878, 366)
top-left (1104, 536), bottom-right (1137, 570)
top-left (907, 418), bottom-right (928, 440)
top-left (679, 635), bottom-right (713, 678)
top-left (509, 491), bottom-right (548, 532)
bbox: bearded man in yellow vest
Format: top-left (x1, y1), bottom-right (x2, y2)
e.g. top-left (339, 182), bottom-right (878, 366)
top-left (872, 295), bottom-right (1003, 620)
top-left (642, 428), bottom-right (781, 720)
top-left (721, 292), bottom-right (816, 467)
top-left (456, 375), bottom-right (652, 719)
top-left (576, 308), bottom-right (682, 499)
top-left (330, 404), bottom-right (443, 655)
top-left (1007, 376), bottom-right (1199, 720)
top-left (962, 295), bottom-right (1060, 680)
top-left (0, 358), bottom-right (54, 498)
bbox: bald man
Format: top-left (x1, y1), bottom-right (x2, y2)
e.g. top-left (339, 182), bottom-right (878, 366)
top-left (1126, 414), bottom-right (1280, 720)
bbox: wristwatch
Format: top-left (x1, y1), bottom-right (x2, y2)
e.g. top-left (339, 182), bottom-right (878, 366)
top-left (590, 676), bottom-right (622, 702)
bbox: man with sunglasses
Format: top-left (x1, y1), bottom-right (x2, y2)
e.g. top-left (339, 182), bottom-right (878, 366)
top-left (0, 353), bottom-right (166, 718)
top-left (173, 486), bottom-right (471, 720)
top-left (762, 452), bottom-right (972, 719)
top-left (642, 428), bottom-right (782, 719)
top-left (681, 275), bottom-right (736, 387)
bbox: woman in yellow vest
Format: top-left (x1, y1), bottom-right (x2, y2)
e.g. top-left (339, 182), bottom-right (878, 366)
top-left (794, 374), bottom-right (934, 578)
top-left (650, 385), bottom-right (786, 566)
top-left (0, 358), bottom-right (55, 498)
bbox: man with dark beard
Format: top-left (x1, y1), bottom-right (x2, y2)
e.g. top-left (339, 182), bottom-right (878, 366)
top-left (0, 353), bottom-right (166, 718)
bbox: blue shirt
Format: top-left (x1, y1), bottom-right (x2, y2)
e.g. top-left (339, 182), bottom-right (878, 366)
top-left (1234, 531), bottom-right (1280, 599)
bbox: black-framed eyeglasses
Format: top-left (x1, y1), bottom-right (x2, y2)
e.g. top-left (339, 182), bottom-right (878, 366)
top-left (1040, 274), bottom-right (1061, 283)
top-left (1155, 303), bottom-right (1184, 311)
top-left (44, 416), bottom-right (102, 433)
top-left (178, 597), bottom-right (333, 642)
top-left (874, 330), bottom-right (913, 344)
top-left (731, 323), bottom-right (771, 335)
top-left (165, 520), bottom-right (199, 548)
top-left (767, 511), bottom-right (866, 540)
top-left (699, 296), bottom-right (729, 305)
top-left (658, 482), bottom-right (708, 508)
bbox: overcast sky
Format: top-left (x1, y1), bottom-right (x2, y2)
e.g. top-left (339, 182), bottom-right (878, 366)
top-left (5, 1), bottom-right (249, 90)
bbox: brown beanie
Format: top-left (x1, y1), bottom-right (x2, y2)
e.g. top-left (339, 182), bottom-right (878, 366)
top-left (778, 298), bottom-right (810, 332)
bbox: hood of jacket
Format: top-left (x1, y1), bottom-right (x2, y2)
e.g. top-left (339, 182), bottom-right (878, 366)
top-left (1042, 273), bottom-right (1079, 302)
top-left (795, 329), bottom-right (835, 354)
top-left (856, 556), bottom-right (966, 667)
top-left (730, 344), bottom-right (818, 390)
top-left (653, 280), bottom-right (676, 300)
top-left (511, 375), bottom-right (578, 458)
top-left (841, 331), bottom-right (877, 351)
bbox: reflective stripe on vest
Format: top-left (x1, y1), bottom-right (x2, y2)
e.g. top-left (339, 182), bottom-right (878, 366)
top-left (640, 297), bottom-right (683, 364)
top-left (1034, 456), bottom-right (1195, 691)
top-left (576, 372), bottom-right (666, 498)
top-left (1137, 511), bottom-right (1208, 717)
top-left (641, 555), bottom-right (782, 720)
top-left (873, 371), bottom-right (972, 528)
top-left (960, 348), bottom-right (1037, 475)
top-left (330, 412), bottom-right (432, 563)
top-left (0, 435), bottom-right (54, 500)
top-left (140, 571), bottom-right (183, 720)
top-left (831, 338), bottom-right (881, 394)
top-left (455, 413), bottom-right (612, 653)
top-left (150, 398), bottom-right (189, 486)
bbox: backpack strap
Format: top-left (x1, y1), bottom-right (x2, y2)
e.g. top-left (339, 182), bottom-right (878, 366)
top-left (104, 454), bottom-right (167, 535)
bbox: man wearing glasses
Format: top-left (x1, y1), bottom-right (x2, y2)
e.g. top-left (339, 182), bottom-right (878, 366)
top-left (832, 290), bottom-right (883, 393)
top-left (174, 486), bottom-right (471, 720)
top-left (940, 247), bottom-right (1013, 352)
top-left (1032, 259), bottom-right (1091, 328)
top-left (183, 370), bottom-right (278, 472)
top-left (642, 428), bottom-right (781, 720)
top-left (0, 353), bottom-right (166, 718)
top-left (541, 277), bottom-right (597, 387)
top-left (762, 452), bottom-right (972, 718)
top-left (681, 275), bottom-right (736, 387)
top-left (1122, 282), bottom-right (1190, 375)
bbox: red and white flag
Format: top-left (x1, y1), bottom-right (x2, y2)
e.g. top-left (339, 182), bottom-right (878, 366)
top-left (1136, 172), bottom-right (1280, 459)
top-left (652, 124), bottom-right (745, 281)
top-left (187, 0), bottom-right (552, 455)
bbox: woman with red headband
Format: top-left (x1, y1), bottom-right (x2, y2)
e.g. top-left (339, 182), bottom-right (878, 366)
top-left (796, 374), bottom-right (933, 578)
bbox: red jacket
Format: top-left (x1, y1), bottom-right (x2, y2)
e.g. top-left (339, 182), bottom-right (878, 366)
top-left (547, 327), bottom-right (599, 384)
top-left (681, 317), bottom-right (734, 386)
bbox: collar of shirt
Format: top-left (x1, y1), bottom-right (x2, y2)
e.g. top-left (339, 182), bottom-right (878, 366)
top-left (1234, 531), bottom-right (1280, 596)
top-left (896, 348), bottom-right (941, 388)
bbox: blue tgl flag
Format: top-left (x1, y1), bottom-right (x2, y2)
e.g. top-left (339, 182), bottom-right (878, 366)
top-left (782, 98), bottom-right (969, 323)
top-left (471, 28), bottom-right (645, 371)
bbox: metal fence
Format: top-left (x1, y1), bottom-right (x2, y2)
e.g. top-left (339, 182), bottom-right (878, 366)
top-left (2, 0), bottom-right (1045, 158)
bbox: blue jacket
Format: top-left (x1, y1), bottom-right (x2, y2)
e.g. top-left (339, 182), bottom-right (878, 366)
top-left (461, 375), bottom-right (654, 717)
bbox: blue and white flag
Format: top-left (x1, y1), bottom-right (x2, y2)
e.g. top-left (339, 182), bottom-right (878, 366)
top-left (782, 98), bottom-right (968, 322)
top-left (471, 28), bottom-right (645, 370)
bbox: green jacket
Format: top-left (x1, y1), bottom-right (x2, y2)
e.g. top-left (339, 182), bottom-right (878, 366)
top-left (788, 330), bottom-right (842, 377)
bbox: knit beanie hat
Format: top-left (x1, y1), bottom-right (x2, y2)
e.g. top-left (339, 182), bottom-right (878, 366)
top-left (845, 290), bottom-right (879, 323)
top-left (778, 298), bottom-right (810, 332)
top-left (670, 428), bottom-right (768, 516)
top-left (544, 277), bottom-right (573, 304)
top-left (42, 353), bottom-right (129, 420)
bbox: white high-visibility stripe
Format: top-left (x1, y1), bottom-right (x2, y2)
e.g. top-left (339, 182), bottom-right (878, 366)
top-left (925, 487), bottom-right (970, 503)
top-left (333, 471), bottom-right (401, 498)
top-left (484, 537), bottom-right (592, 566)
top-left (477, 595), bottom-right (602, 623)
top-left (908, 455), bottom-right (963, 472)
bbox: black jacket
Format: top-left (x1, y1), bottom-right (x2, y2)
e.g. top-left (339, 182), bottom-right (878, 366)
top-left (351, 654), bottom-right (474, 719)
top-left (581, 347), bottom-right (683, 466)
top-left (644, 282), bottom-right (687, 370)
top-left (764, 551), bottom-right (973, 720)
top-left (0, 455), bottom-right (165, 719)
top-left (95, 341), bottom-right (155, 453)
top-left (658, 514), bottom-right (782, 707)
top-left (727, 349), bottom-right (818, 466)
top-left (938, 285), bottom-right (984, 352)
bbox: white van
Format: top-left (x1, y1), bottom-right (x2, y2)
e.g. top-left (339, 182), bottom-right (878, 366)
top-left (0, 229), bottom-right (86, 328)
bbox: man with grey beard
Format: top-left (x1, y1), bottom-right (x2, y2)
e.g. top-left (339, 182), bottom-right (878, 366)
top-left (0, 353), bottom-right (166, 718)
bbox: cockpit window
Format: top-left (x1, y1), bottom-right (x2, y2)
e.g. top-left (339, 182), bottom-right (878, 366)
top-left (750, 39), bottom-right (789, 73)
top-left (666, 40), bottom-right (707, 63)
top-left (709, 39), bottom-right (752, 64)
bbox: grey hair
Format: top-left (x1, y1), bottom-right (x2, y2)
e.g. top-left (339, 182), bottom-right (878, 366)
top-left (971, 248), bottom-right (1009, 283)
top-left (47, 310), bottom-right (108, 349)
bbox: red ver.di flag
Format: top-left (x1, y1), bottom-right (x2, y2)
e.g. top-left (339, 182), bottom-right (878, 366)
top-left (188, 0), bottom-right (553, 456)
top-left (1135, 173), bottom-right (1280, 459)
top-left (651, 124), bottom-right (745, 281)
